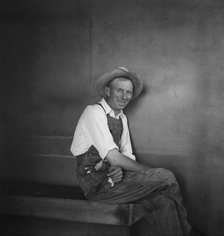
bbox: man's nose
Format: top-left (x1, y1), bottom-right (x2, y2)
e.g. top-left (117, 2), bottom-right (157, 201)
top-left (122, 92), bottom-right (128, 99)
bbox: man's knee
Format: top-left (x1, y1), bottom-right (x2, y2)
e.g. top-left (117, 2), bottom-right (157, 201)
top-left (156, 168), bottom-right (178, 185)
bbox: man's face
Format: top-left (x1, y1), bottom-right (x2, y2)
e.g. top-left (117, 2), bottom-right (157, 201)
top-left (105, 77), bottom-right (133, 114)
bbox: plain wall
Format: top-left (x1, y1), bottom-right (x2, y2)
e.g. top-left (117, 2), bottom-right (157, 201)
top-left (1, 0), bottom-right (224, 235)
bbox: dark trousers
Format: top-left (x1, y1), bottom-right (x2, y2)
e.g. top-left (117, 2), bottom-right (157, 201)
top-left (77, 155), bottom-right (191, 236)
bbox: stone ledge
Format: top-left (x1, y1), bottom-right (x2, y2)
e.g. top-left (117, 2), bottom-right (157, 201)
top-left (0, 182), bottom-right (143, 226)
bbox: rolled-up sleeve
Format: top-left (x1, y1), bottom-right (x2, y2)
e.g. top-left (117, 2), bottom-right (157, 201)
top-left (82, 106), bottom-right (118, 159)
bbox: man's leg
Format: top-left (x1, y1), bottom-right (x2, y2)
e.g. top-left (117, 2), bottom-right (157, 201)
top-left (88, 168), bottom-right (191, 236)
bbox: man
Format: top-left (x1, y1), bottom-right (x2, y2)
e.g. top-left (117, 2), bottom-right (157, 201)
top-left (71, 67), bottom-right (192, 236)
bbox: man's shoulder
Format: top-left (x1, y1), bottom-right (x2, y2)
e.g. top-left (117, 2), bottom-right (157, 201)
top-left (82, 103), bottom-right (106, 118)
top-left (121, 112), bottom-right (128, 121)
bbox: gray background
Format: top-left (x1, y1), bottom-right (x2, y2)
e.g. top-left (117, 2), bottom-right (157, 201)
top-left (1, 0), bottom-right (224, 235)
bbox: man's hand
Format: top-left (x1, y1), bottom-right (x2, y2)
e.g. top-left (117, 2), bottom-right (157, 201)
top-left (107, 166), bottom-right (123, 183)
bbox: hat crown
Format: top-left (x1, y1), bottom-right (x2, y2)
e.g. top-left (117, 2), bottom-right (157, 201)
top-left (117, 67), bottom-right (129, 72)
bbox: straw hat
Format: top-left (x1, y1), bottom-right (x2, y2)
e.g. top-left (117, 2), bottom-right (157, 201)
top-left (95, 67), bottom-right (143, 99)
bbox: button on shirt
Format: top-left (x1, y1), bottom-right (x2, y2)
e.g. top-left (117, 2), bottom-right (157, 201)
top-left (70, 98), bottom-right (136, 161)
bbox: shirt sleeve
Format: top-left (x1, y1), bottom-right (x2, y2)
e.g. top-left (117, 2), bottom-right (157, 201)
top-left (120, 115), bottom-right (136, 161)
top-left (82, 105), bottom-right (118, 159)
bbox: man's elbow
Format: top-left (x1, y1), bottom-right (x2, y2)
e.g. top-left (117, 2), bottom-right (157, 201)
top-left (105, 149), bottom-right (122, 166)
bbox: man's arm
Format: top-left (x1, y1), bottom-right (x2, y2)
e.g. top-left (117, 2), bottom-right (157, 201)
top-left (105, 149), bottom-right (149, 171)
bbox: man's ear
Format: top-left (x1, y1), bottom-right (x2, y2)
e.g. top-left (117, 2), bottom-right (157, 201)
top-left (105, 86), bottom-right (110, 97)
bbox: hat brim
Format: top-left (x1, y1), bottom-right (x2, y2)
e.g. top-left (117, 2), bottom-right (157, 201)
top-left (96, 68), bottom-right (143, 99)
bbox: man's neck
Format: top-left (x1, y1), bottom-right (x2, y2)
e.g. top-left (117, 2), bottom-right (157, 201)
top-left (102, 98), bottom-right (123, 118)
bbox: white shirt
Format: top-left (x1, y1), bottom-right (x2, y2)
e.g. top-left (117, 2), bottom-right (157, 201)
top-left (70, 98), bottom-right (136, 160)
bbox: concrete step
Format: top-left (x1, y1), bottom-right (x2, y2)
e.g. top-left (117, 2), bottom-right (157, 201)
top-left (1, 182), bottom-right (143, 227)
top-left (24, 135), bottom-right (73, 156)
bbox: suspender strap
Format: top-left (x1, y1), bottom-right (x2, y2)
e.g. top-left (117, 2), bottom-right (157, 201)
top-left (96, 103), bottom-right (106, 114)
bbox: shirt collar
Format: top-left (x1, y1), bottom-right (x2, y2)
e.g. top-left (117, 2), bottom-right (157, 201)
top-left (100, 98), bottom-right (124, 119)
